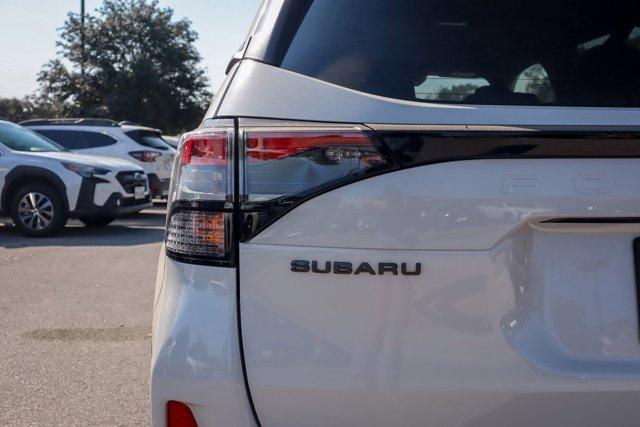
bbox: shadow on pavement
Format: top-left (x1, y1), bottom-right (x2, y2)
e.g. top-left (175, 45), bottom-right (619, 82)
top-left (0, 208), bottom-right (166, 248)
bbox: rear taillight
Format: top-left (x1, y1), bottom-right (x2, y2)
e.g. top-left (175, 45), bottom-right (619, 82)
top-left (129, 151), bottom-right (161, 162)
top-left (182, 134), bottom-right (227, 165)
top-left (243, 128), bottom-right (386, 200)
top-left (165, 119), bottom-right (393, 265)
top-left (170, 130), bottom-right (233, 202)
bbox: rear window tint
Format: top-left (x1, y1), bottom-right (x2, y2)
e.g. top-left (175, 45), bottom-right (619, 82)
top-left (78, 131), bottom-right (117, 148)
top-left (125, 131), bottom-right (169, 150)
top-left (34, 130), bottom-right (83, 149)
top-left (279, 0), bottom-right (640, 107)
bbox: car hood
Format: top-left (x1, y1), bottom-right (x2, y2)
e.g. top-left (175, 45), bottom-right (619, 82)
top-left (21, 151), bottom-right (145, 172)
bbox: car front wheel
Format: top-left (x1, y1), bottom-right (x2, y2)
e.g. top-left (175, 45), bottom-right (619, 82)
top-left (10, 183), bottom-right (68, 237)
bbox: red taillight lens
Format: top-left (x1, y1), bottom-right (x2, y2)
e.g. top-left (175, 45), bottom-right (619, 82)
top-left (167, 401), bottom-right (198, 427)
top-left (129, 151), bottom-right (162, 162)
top-left (165, 121), bottom-right (391, 264)
top-left (246, 132), bottom-right (375, 161)
top-left (182, 134), bottom-right (227, 165)
top-left (243, 129), bottom-right (385, 200)
top-left (170, 131), bottom-right (232, 202)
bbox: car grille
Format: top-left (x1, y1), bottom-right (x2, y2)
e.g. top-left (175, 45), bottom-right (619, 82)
top-left (116, 171), bottom-right (148, 194)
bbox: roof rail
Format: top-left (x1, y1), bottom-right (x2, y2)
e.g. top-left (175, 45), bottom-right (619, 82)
top-left (19, 118), bottom-right (120, 127)
top-left (118, 120), bottom-right (143, 126)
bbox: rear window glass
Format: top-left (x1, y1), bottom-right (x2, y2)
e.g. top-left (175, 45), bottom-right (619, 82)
top-left (125, 131), bottom-right (169, 150)
top-left (79, 131), bottom-right (117, 148)
top-left (34, 130), bottom-right (82, 149)
top-left (279, 0), bottom-right (640, 107)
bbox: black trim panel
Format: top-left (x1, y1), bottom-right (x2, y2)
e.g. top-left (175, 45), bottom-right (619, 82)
top-left (148, 173), bottom-right (170, 197)
top-left (634, 238), bottom-right (640, 342)
top-left (544, 218), bottom-right (640, 224)
top-left (380, 130), bottom-right (640, 167)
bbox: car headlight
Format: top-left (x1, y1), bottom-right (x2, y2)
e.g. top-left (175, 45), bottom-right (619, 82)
top-left (62, 162), bottom-right (111, 178)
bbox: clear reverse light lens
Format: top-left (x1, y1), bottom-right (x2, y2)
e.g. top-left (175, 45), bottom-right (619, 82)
top-left (165, 211), bottom-right (227, 259)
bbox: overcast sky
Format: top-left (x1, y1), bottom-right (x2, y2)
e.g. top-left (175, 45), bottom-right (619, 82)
top-left (0, 0), bottom-right (261, 98)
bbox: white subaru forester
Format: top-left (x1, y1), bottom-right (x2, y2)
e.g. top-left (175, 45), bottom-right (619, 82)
top-left (152, 1), bottom-right (640, 426)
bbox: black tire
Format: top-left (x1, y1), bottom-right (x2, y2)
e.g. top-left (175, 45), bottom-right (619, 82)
top-left (9, 183), bottom-right (68, 237)
top-left (79, 216), bottom-right (115, 227)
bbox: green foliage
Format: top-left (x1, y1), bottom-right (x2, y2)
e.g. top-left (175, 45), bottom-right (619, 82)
top-left (437, 83), bottom-right (480, 102)
top-left (0, 96), bottom-right (56, 123)
top-left (37, 0), bottom-right (211, 133)
top-left (520, 64), bottom-right (555, 104)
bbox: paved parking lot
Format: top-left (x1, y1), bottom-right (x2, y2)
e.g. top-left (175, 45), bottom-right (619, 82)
top-left (0, 206), bottom-right (165, 426)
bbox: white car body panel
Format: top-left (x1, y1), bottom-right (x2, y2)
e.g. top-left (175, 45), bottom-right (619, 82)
top-left (251, 159), bottom-right (640, 250)
top-left (238, 159), bottom-right (640, 427)
top-left (218, 61), bottom-right (640, 127)
top-left (151, 253), bottom-right (257, 427)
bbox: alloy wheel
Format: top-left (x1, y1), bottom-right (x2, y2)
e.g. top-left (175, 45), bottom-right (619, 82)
top-left (17, 192), bottom-right (54, 230)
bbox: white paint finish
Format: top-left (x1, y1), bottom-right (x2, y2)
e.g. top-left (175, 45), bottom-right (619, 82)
top-left (505, 222), bottom-right (640, 375)
top-left (217, 61), bottom-right (640, 126)
top-left (240, 225), bottom-right (640, 427)
top-left (150, 255), bottom-right (256, 427)
top-left (240, 158), bottom-right (640, 426)
top-left (251, 159), bottom-right (640, 250)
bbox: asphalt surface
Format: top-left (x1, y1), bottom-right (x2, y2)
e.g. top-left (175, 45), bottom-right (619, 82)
top-left (0, 206), bottom-right (166, 426)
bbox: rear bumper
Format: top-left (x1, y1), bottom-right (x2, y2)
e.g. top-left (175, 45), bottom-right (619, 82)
top-left (148, 173), bottom-right (170, 198)
top-left (150, 254), bottom-right (256, 427)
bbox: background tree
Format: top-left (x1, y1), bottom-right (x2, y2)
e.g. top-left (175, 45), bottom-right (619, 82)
top-left (38, 0), bottom-right (211, 134)
top-left (520, 64), bottom-right (555, 104)
top-left (0, 96), bottom-right (56, 123)
top-left (437, 83), bottom-right (480, 102)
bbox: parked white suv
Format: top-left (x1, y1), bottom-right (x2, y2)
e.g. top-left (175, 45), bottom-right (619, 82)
top-left (0, 120), bottom-right (151, 236)
top-left (152, 1), bottom-right (640, 426)
top-left (21, 119), bottom-right (175, 198)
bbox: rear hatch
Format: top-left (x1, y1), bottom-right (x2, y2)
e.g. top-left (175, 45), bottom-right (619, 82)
top-left (225, 1), bottom-right (640, 426)
top-left (123, 127), bottom-right (175, 179)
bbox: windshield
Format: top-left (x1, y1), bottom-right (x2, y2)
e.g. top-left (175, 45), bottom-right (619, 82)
top-left (276, 0), bottom-right (640, 107)
top-left (0, 122), bottom-right (64, 152)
